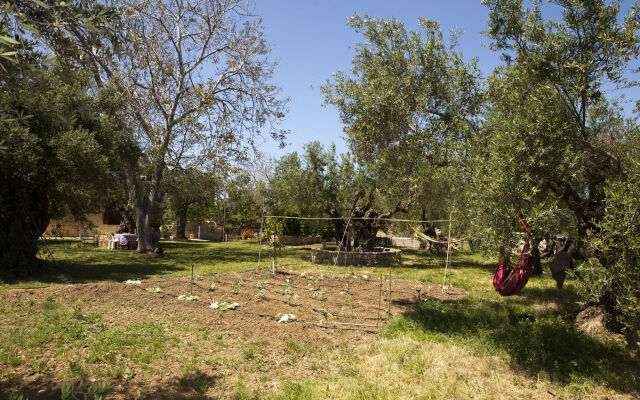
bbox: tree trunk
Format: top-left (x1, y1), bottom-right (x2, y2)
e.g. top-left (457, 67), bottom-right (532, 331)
top-left (352, 218), bottom-right (379, 252)
top-left (1, 182), bottom-right (49, 275)
top-left (135, 150), bottom-right (166, 253)
top-left (323, 205), bottom-right (350, 251)
top-left (175, 205), bottom-right (188, 240)
top-left (531, 240), bottom-right (542, 276)
top-left (133, 181), bottom-right (155, 253)
top-left (117, 207), bottom-right (136, 233)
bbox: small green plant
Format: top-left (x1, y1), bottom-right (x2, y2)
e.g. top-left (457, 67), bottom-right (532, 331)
top-left (256, 279), bottom-right (269, 290)
top-left (275, 313), bottom-right (297, 323)
top-left (210, 301), bottom-right (239, 310)
top-left (33, 359), bottom-right (46, 373)
top-left (146, 287), bottom-right (162, 293)
top-left (177, 294), bottom-right (199, 301)
top-left (287, 293), bottom-right (299, 306)
top-left (232, 277), bottom-right (244, 293)
top-left (242, 347), bottom-right (256, 361)
top-left (255, 288), bottom-right (267, 300)
top-left (311, 289), bottom-right (326, 301)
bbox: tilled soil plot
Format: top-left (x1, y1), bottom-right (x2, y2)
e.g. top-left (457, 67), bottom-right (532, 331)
top-left (3, 269), bottom-right (465, 399)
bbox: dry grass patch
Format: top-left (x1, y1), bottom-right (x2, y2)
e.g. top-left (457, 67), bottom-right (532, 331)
top-left (313, 338), bottom-right (633, 399)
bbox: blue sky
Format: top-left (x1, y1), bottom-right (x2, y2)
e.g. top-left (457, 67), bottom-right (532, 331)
top-left (253, 0), bottom-right (639, 159)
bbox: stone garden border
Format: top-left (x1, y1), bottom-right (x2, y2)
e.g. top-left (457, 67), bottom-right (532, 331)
top-left (310, 247), bottom-right (401, 266)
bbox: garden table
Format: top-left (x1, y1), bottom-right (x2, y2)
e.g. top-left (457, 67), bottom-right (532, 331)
top-left (114, 233), bottom-right (138, 248)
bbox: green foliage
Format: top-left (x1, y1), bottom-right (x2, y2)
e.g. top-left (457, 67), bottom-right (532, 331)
top-left (464, 0), bottom-right (640, 334)
top-left (322, 13), bottom-right (482, 169)
top-left (578, 160), bottom-right (640, 335)
top-left (468, 0), bottom-right (640, 254)
top-left (0, 57), bottom-right (137, 274)
top-left (320, 14), bottom-right (481, 247)
top-left (225, 172), bottom-right (262, 229)
top-left (264, 217), bottom-right (286, 252)
top-left (162, 167), bottom-right (223, 237)
top-left (267, 143), bottom-right (349, 236)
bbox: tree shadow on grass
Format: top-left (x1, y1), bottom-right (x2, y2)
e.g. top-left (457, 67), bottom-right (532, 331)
top-left (515, 285), bottom-right (581, 311)
top-left (1, 371), bottom-right (220, 400)
top-left (5, 241), bottom-right (280, 286)
top-left (389, 298), bottom-right (640, 394)
top-left (134, 371), bottom-right (220, 400)
top-left (399, 249), bottom-right (495, 271)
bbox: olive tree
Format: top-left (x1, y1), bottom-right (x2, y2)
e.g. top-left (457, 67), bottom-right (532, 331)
top-left (469, 0), bottom-right (640, 335)
top-left (321, 14), bottom-right (483, 246)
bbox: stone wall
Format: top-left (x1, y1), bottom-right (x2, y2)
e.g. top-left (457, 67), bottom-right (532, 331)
top-left (164, 223), bottom-right (224, 241)
top-left (311, 247), bottom-right (401, 266)
top-left (44, 213), bottom-right (119, 237)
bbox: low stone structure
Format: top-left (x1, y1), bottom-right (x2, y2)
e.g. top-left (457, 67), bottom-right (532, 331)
top-left (377, 236), bottom-right (423, 249)
top-left (311, 247), bottom-right (400, 266)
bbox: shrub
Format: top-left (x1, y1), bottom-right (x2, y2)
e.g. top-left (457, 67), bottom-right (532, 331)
top-left (240, 229), bottom-right (254, 240)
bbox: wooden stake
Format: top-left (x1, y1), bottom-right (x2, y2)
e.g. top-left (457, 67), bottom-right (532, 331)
top-left (387, 264), bottom-right (392, 315)
top-left (190, 264), bottom-right (194, 296)
top-left (442, 211), bottom-right (453, 290)
top-left (258, 200), bottom-right (265, 269)
top-left (377, 275), bottom-right (383, 327)
top-left (272, 243), bottom-right (276, 275)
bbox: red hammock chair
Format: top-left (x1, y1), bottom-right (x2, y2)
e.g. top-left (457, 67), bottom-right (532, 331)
top-left (493, 215), bottom-right (535, 296)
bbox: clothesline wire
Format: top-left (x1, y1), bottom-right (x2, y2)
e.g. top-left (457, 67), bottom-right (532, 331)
top-left (263, 215), bottom-right (456, 224)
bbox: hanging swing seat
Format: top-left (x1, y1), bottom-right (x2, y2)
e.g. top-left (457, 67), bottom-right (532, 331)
top-left (493, 251), bottom-right (535, 296)
top-left (492, 215), bottom-right (535, 296)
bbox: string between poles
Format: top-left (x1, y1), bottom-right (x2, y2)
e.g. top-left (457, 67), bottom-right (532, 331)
top-left (263, 215), bottom-right (455, 224)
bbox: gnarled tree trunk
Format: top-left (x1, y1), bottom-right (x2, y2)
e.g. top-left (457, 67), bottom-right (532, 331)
top-left (174, 204), bottom-right (189, 240)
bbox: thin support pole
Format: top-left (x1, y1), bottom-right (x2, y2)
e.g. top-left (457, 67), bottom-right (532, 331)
top-left (190, 264), bottom-right (194, 296)
top-left (272, 249), bottom-right (276, 275)
top-left (442, 211), bottom-right (453, 290)
top-left (387, 264), bottom-right (392, 315)
top-left (377, 275), bottom-right (383, 327)
top-left (272, 219), bottom-right (276, 275)
top-left (258, 200), bottom-right (265, 269)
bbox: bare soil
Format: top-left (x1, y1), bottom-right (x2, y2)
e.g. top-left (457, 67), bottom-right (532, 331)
top-left (3, 269), bottom-right (464, 399)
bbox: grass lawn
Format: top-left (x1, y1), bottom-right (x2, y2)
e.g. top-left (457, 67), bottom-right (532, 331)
top-left (1, 240), bottom-right (638, 399)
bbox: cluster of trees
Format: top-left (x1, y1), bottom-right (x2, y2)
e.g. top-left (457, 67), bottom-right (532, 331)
top-left (2, 0), bottom-right (638, 338)
top-left (310, 1), bottom-right (639, 338)
top-left (1, 0), bottom-right (287, 272)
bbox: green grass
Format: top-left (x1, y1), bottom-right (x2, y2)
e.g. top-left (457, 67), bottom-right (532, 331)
top-left (1, 239), bottom-right (314, 287)
top-left (1, 240), bottom-right (639, 398)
